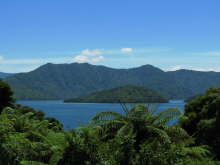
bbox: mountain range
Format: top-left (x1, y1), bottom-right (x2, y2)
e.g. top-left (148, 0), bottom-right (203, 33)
top-left (5, 63), bottom-right (220, 100)
top-left (0, 72), bottom-right (13, 78)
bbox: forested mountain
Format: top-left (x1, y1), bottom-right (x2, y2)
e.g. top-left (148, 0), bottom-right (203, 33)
top-left (0, 72), bottom-right (13, 78)
top-left (5, 63), bottom-right (220, 100)
top-left (167, 69), bottom-right (220, 95)
top-left (64, 85), bottom-right (168, 103)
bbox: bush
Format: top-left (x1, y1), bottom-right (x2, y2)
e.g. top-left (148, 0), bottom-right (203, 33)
top-left (181, 86), bottom-right (220, 160)
top-left (0, 79), bottom-right (15, 113)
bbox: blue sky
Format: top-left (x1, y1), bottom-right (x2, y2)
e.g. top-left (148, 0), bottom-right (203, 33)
top-left (0, 0), bottom-right (220, 73)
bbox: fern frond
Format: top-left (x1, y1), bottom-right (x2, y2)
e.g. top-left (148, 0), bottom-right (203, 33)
top-left (116, 124), bottom-right (134, 137)
top-left (146, 125), bottom-right (171, 144)
top-left (183, 145), bottom-right (211, 160)
top-left (92, 111), bottom-right (124, 121)
top-left (154, 108), bottom-right (181, 125)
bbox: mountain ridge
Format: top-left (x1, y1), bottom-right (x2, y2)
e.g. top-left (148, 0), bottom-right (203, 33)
top-left (5, 63), bottom-right (220, 100)
top-left (0, 72), bottom-right (13, 78)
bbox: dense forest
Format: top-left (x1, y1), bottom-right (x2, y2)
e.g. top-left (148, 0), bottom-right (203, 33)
top-left (5, 63), bottom-right (220, 100)
top-left (64, 85), bottom-right (168, 103)
top-left (1, 79), bottom-right (220, 164)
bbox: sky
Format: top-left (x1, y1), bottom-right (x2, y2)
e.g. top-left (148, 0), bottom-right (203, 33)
top-left (0, 0), bottom-right (220, 73)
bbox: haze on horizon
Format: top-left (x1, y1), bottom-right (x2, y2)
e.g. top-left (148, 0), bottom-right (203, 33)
top-left (0, 0), bottom-right (220, 73)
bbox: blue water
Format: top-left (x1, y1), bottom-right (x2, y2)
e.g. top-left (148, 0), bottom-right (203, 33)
top-left (17, 100), bottom-right (185, 129)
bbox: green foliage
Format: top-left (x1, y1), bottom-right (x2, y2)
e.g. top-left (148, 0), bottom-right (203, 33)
top-left (0, 79), bottom-right (15, 113)
top-left (0, 107), bottom-right (66, 165)
top-left (1, 81), bottom-right (220, 164)
top-left (58, 127), bottom-right (102, 165)
top-left (59, 104), bottom-right (218, 165)
top-left (20, 161), bottom-right (48, 165)
top-left (90, 105), bottom-right (204, 164)
top-left (181, 86), bottom-right (220, 160)
top-left (0, 104), bottom-right (218, 165)
top-left (64, 85), bottom-right (168, 103)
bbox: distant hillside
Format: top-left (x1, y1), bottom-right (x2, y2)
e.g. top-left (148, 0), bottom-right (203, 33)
top-left (0, 72), bottom-right (13, 78)
top-left (5, 63), bottom-right (220, 100)
top-left (167, 69), bottom-right (220, 95)
top-left (64, 85), bottom-right (168, 103)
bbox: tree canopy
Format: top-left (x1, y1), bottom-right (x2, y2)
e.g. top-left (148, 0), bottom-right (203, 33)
top-left (0, 79), bottom-right (15, 113)
top-left (181, 86), bottom-right (220, 160)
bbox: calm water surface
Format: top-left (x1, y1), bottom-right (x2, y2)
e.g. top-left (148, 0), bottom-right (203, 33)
top-left (17, 100), bottom-right (185, 129)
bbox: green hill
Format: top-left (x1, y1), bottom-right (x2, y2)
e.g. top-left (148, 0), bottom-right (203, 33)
top-left (5, 63), bottom-right (220, 100)
top-left (64, 85), bottom-right (168, 103)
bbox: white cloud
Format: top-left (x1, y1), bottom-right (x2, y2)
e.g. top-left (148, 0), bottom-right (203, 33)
top-left (90, 56), bottom-right (104, 62)
top-left (167, 66), bottom-right (184, 71)
top-left (0, 57), bottom-right (73, 65)
top-left (0, 49), bottom-right (104, 73)
top-left (73, 56), bottom-right (89, 63)
top-left (167, 65), bottom-right (220, 72)
top-left (120, 48), bottom-right (133, 54)
top-left (73, 49), bottom-right (104, 63)
top-left (81, 49), bottom-right (102, 56)
top-left (137, 47), bottom-right (173, 53)
top-left (190, 67), bottom-right (220, 72)
top-left (0, 56), bottom-right (74, 73)
top-left (0, 56), bottom-right (4, 61)
top-left (206, 51), bottom-right (220, 56)
top-left (192, 51), bottom-right (220, 56)
top-left (0, 64), bottom-right (40, 73)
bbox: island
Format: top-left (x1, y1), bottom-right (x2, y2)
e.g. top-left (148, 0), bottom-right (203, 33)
top-left (64, 85), bottom-right (168, 103)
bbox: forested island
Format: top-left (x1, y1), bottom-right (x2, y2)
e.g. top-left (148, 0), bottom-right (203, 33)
top-left (64, 85), bottom-right (168, 103)
top-left (1, 79), bottom-right (220, 164)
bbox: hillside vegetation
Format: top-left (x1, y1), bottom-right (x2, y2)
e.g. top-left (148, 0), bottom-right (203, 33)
top-left (64, 85), bottom-right (168, 103)
top-left (5, 63), bottom-right (220, 100)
